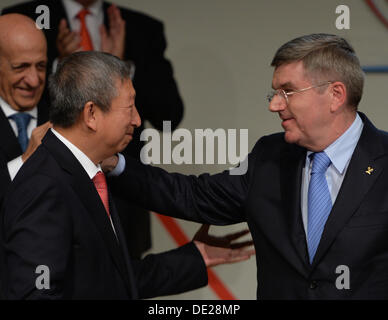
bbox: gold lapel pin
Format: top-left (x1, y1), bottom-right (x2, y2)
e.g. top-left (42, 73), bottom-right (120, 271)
top-left (365, 166), bottom-right (374, 175)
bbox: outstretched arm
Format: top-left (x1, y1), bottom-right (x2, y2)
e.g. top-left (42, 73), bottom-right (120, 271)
top-left (132, 224), bottom-right (254, 299)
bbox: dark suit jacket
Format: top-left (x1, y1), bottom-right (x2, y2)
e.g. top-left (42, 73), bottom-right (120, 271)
top-left (112, 113), bottom-right (388, 299)
top-left (0, 130), bottom-right (207, 299)
top-left (0, 97), bottom-right (49, 200)
top-left (2, 0), bottom-right (184, 257)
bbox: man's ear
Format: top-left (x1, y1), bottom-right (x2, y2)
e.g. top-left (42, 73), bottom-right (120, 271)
top-left (330, 81), bottom-right (347, 112)
top-left (82, 101), bottom-right (98, 131)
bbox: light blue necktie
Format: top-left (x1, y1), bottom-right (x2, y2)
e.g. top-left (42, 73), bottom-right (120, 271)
top-left (307, 151), bottom-right (332, 264)
top-left (8, 113), bottom-right (32, 153)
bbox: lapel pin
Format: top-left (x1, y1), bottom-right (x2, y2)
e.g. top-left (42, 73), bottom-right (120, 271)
top-left (365, 166), bottom-right (374, 175)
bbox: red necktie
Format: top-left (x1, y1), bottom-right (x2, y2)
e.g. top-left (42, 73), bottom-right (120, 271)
top-left (93, 171), bottom-right (110, 217)
top-left (77, 8), bottom-right (94, 51)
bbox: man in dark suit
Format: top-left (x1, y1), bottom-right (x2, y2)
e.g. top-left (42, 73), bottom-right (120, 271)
top-left (2, 0), bottom-right (184, 258)
top-left (0, 51), bottom-right (254, 299)
top-left (0, 13), bottom-right (52, 200)
top-left (109, 33), bottom-right (388, 299)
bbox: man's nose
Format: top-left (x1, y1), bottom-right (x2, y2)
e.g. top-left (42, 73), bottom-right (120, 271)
top-left (268, 94), bottom-right (286, 113)
top-left (24, 68), bottom-right (41, 88)
top-left (132, 105), bottom-right (141, 128)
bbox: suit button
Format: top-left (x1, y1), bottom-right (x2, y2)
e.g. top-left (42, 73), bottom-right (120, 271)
top-left (309, 281), bottom-right (318, 289)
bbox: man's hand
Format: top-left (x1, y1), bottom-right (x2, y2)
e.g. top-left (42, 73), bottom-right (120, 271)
top-left (193, 224), bottom-right (255, 267)
top-left (22, 122), bottom-right (52, 162)
top-left (57, 19), bottom-right (81, 59)
top-left (100, 4), bottom-right (125, 59)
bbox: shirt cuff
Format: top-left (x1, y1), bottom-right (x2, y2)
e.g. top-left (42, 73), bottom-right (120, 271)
top-left (7, 156), bottom-right (24, 181)
top-left (108, 153), bottom-right (126, 177)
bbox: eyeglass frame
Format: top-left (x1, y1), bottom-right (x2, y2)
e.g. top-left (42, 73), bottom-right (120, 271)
top-left (267, 81), bottom-right (332, 105)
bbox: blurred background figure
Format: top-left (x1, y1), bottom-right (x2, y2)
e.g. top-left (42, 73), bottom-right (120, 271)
top-left (0, 13), bottom-right (51, 201)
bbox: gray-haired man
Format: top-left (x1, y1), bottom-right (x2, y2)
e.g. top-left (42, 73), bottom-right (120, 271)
top-left (0, 51), bottom-right (254, 299)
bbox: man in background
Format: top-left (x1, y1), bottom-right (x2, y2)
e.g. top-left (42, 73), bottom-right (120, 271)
top-left (0, 13), bottom-right (51, 200)
top-left (2, 0), bottom-right (184, 258)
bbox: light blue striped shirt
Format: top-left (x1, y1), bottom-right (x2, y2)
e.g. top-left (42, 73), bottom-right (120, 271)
top-left (301, 113), bottom-right (364, 235)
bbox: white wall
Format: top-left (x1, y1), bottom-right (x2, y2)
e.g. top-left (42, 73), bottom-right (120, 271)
top-left (1, 0), bottom-right (388, 299)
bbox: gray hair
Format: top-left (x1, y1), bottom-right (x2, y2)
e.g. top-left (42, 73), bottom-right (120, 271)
top-left (271, 33), bottom-right (364, 109)
top-left (48, 51), bottom-right (132, 127)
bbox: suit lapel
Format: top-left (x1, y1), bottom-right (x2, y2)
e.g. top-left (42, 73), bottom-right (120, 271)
top-left (281, 143), bottom-right (311, 269)
top-left (42, 131), bottom-right (134, 295)
top-left (312, 113), bottom-right (388, 267)
top-left (109, 194), bottom-right (139, 299)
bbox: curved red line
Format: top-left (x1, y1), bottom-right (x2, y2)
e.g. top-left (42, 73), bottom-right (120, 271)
top-left (154, 213), bottom-right (237, 300)
top-left (365, 0), bottom-right (388, 29)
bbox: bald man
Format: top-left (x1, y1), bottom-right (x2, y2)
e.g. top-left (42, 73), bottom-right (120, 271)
top-left (0, 14), bottom-right (51, 199)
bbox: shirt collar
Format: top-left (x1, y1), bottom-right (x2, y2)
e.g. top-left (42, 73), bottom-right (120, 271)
top-left (51, 128), bottom-right (101, 179)
top-left (307, 113), bottom-right (364, 174)
top-left (0, 95), bottom-right (38, 119)
top-left (62, 0), bottom-right (103, 20)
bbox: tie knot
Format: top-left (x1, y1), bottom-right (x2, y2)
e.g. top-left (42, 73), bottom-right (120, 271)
top-left (77, 8), bottom-right (90, 20)
top-left (93, 171), bottom-right (107, 189)
top-left (311, 152), bottom-right (331, 174)
top-left (9, 112), bottom-right (32, 130)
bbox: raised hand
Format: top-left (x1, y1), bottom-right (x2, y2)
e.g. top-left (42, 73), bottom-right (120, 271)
top-left (100, 4), bottom-right (125, 59)
top-left (56, 19), bottom-right (82, 59)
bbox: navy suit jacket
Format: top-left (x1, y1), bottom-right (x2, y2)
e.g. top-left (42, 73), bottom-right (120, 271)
top-left (113, 112), bottom-right (388, 299)
top-left (0, 131), bottom-right (207, 299)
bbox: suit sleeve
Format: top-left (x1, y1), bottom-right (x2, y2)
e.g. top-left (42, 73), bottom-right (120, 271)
top-left (110, 138), bottom-right (264, 225)
top-left (132, 242), bottom-right (207, 299)
top-left (1, 175), bottom-right (72, 299)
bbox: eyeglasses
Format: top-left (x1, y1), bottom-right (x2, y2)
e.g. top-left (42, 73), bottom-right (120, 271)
top-left (267, 81), bottom-right (332, 105)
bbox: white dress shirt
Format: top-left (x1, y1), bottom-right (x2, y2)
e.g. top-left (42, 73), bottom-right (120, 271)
top-left (0, 96), bottom-right (38, 180)
top-left (301, 113), bottom-right (364, 235)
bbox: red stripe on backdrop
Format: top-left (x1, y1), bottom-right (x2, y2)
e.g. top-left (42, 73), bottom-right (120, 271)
top-left (365, 0), bottom-right (388, 29)
top-left (154, 213), bottom-right (237, 300)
